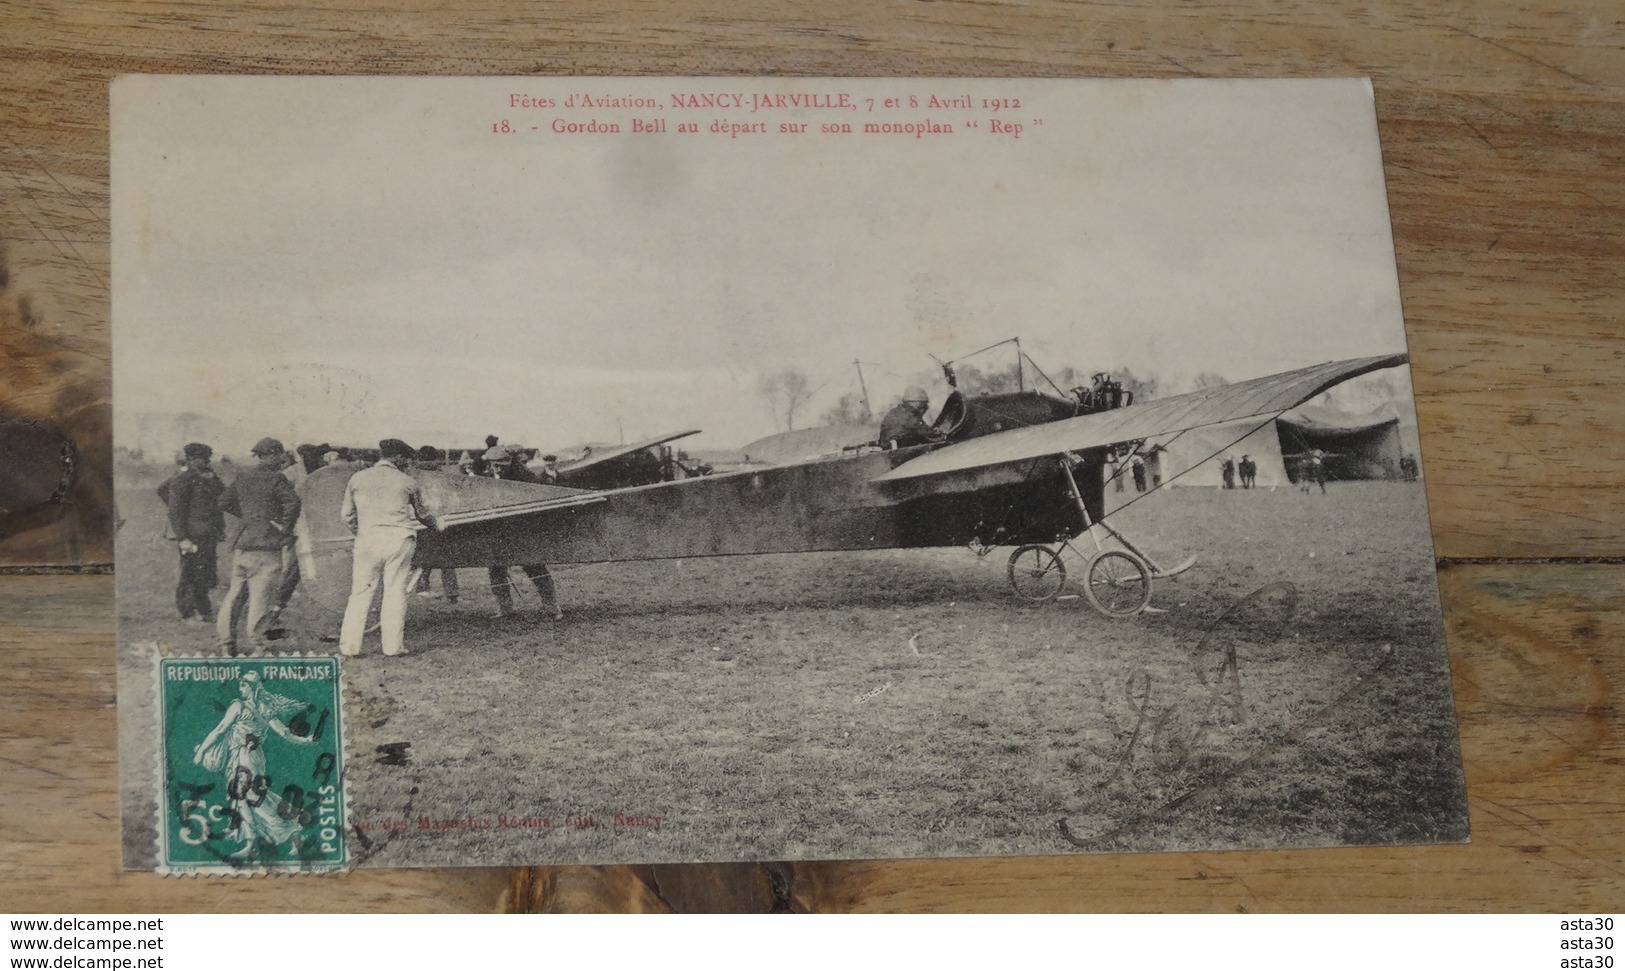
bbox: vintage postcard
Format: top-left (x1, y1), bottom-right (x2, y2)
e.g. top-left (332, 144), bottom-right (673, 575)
top-left (114, 76), bottom-right (1467, 870)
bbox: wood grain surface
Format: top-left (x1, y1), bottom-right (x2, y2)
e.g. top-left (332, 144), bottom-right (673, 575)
top-left (0, 0), bottom-right (1620, 911)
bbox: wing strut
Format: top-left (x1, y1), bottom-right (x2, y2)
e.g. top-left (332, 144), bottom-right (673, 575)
top-left (1057, 456), bottom-right (1197, 580)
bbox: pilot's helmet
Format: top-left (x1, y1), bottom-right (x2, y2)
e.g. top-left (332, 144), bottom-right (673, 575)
top-left (902, 386), bottom-right (929, 405)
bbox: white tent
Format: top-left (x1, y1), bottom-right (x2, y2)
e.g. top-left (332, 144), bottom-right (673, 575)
top-left (1131, 417), bottom-right (1294, 489)
top-left (1148, 406), bottom-right (1407, 488)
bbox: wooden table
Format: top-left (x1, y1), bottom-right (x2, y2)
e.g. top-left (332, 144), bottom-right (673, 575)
top-left (1, 2), bottom-right (1619, 912)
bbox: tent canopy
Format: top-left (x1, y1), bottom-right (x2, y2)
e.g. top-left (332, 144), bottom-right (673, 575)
top-left (1148, 405), bottom-right (1407, 488)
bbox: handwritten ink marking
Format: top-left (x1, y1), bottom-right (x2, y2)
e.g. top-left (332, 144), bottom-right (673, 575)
top-left (1057, 580), bottom-right (1396, 850)
top-left (375, 741), bottom-right (411, 766)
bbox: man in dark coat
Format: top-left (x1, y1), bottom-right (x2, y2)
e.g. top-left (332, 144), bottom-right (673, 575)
top-left (483, 446), bottom-right (563, 621)
top-left (216, 437), bottom-right (302, 654)
top-left (158, 442), bottom-right (225, 622)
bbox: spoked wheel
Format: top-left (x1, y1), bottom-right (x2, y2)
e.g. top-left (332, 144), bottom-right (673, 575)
top-left (1008, 544), bottom-right (1067, 602)
top-left (1082, 549), bottom-right (1153, 617)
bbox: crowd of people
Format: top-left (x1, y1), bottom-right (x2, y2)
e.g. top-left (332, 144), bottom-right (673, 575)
top-left (156, 434), bottom-right (565, 660)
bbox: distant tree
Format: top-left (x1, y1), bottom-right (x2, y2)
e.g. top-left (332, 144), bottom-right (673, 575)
top-left (758, 368), bottom-right (814, 431)
top-left (820, 392), bottom-right (872, 426)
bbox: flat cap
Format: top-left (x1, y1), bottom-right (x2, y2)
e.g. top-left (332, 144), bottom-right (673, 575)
top-left (183, 442), bottom-right (212, 460)
top-left (251, 436), bottom-right (285, 456)
top-left (378, 438), bottom-right (414, 459)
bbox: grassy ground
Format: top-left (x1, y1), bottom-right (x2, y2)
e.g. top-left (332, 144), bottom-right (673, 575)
top-left (118, 477), bottom-right (1468, 867)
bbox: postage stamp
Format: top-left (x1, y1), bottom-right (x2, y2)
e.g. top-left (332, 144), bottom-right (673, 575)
top-left (156, 655), bottom-right (346, 873)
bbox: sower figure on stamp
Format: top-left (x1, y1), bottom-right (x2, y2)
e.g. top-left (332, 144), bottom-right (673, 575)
top-left (217, 437), bottom-right (301, 656)
top-left (192, 671), bottom-right (316, 858)
top-left (159, 442), bottom-right (224, 624)
top-left (483, 445), bottom-right (564, 621)
top-left (339, 438), bottom-right (429, 657)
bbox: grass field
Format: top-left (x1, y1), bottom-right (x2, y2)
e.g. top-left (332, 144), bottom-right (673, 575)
top-left (118, 475), bottom-right (1468, 867)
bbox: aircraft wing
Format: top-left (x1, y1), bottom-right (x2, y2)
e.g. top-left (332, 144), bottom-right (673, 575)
top-left (872, 354), bottom-right (1407, 483)
top-left (550, 429), bottom-right (702, 474)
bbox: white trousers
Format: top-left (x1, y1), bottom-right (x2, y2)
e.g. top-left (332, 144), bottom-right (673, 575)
top-left (339, 528), bottom-right (417, 656)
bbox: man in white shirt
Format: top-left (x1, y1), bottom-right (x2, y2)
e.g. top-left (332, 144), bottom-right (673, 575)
top-left (338, 438), bottom-right (428, 657)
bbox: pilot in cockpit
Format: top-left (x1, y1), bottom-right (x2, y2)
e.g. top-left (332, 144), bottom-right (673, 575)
top-left (878, 386), bottom-right (946, 450)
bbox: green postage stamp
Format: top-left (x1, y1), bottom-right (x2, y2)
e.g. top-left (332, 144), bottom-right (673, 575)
top-left (157, 656), bottom-right (347, 873)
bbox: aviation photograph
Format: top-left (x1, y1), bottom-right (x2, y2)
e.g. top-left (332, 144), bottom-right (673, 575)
top-left (111, 76), bottom-right (1467, 870)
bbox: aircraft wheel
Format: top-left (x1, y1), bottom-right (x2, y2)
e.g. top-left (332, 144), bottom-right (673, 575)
top-left (1082, 549), bottom-right (1152, 618)
top-left (1008, 544), bottom-right (1066, 602)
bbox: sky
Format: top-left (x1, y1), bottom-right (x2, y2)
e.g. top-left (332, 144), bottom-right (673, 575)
top-left (112, 76), bottom-right (1410, 458)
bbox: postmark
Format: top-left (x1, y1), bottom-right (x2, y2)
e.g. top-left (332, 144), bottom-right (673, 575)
top-left (157, 655), bottom-right (347, 873)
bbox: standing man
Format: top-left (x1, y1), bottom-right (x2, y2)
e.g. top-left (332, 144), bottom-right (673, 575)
top-left (1305, 448), bottom-right (1329, 493)
top-left (266, 449), bottom-right (306, 629)
top-left (339, 438), bottom-right (428, 657)
top-left (483, 445), bottom-right (564, 621)
top-left (161, 442), bottom-right (224, 624)
top-left (216, 438), bottom-right (302, 655)
top-left (1239, 454), bottom-right (1257, 489)
top-left (1221, 456), bottom-right (1236, 490)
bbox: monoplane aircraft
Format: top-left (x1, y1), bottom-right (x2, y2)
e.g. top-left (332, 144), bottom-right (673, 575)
top-left (294, 353), bottom-right (1406, 619)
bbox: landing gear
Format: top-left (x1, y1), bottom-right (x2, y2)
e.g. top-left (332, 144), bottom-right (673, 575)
top-left (1008, 544), bottom-right (1067, 602)
top-left (996, 455), bottom-right (1196, 617)
top-left (1082, 549), bottom-right (1152, 618)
